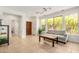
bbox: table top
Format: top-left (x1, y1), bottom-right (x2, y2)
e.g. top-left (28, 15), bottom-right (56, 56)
top-left (39, 34), bottom-right (58, 39)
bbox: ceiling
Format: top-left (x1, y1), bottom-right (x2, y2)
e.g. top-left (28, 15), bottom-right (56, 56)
top-left (1, 6), bottom-right (74, 17)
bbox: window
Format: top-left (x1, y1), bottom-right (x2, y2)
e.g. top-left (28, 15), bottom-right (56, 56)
top-left (47, 18), bottom-right (53, 30)
top-left (41, 19), bottom-right (46, 31)
top-left (65, 14), bottom-right (78, 33)
top-left (53, 16), bottom-right (62, 30)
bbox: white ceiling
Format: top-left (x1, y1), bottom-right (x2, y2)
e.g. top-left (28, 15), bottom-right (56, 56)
top-left (1, 6), bottom-right (74, 17)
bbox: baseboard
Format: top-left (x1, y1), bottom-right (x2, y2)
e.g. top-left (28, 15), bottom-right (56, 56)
top-left (68, 40), bottom-right (79, 44)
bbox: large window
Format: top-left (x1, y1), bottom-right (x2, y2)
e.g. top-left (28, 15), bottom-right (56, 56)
top-left (65, 14), bottom-right (78, 33)
top-left (40, 13), bottom-right (79, 34)
top-left (41, 19), bottom-right (46, 31)
top-left (47, 18), bottom-right (53, 30)
top-left (53, 16), bottom-right (62, 30)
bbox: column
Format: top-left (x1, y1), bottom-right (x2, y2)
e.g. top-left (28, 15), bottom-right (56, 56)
top-left (78, 11), bottom-right (79, 32)
top-left (21, 15), bottom-right (26, 38)
top-left (45, 18), bottom-right (48, 32)
top-left (62, 15), bottom-right (66, 31)
top-left (36, 16), bottom-right (39, 36)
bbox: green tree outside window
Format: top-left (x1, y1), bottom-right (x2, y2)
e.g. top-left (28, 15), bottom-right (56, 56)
top-left (47, 18), bottom-right (53, 30)
top-left (53, 16), bottom-right (62, 30)
top-left (65, 14), bottom-right (78, 33)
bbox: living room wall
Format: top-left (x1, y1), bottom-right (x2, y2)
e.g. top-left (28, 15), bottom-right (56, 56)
top-left (0, 7), bottom-right (30, 38)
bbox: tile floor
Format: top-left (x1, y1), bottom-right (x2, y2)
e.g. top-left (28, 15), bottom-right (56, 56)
top-left (0, 36), bottom-right (79, 53)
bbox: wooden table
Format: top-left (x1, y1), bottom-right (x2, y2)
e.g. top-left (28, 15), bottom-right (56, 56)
top-left (39, 34), bottom-right (58, 47)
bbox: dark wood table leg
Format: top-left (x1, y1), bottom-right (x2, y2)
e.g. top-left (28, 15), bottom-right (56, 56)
top-left (39, 36), bottom-right (41, 42)
top-left (56, 37), bottom-right (58, 44)
top-left (43, 37), bottom-right (45, 41)
top-left (52, 40), bottom-right (54, 47)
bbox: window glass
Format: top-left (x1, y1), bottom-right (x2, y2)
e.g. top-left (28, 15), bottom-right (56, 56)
top-left (65, 14), bottom-right (78, 33)
top-left (47, 18), bottom-right (53, 30)
top-left (53, 16), bottom-right (62, 30)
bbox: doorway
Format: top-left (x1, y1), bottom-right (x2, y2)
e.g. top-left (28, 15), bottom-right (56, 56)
top-left (3, 13), bottom-right (21, 37)
top-left (26, 21), bottom-right (32, 35)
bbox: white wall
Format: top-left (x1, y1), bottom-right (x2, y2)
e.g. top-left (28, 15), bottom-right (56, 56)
top-left (30, 16), bottom-right (40, 36)
top-left (0, 6), bottom-right (79, 42)
top-left (30, 16), bottom-right (36, 35)
top-left (36, 16), bottom-right (40, 35)
top-left (0, 7), bottom-right (30, 38)
top-left (2, 14), bottom-right (21, 37)
top-left (21, 15), bottom-right (31, 38)
top-left (68, 34), bottom-right (79, 43)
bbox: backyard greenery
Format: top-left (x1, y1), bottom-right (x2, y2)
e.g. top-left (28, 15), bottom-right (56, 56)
top-left (47, 17), bottom-right (62, 30)
top-left (53, 16), bottom-right (62, 30)
top-left (47, 18), bottom-right (53, 30)
top-left (41, 14), bottom-right (78, 33)
top-left (65, 14), bottom-right (78, 33)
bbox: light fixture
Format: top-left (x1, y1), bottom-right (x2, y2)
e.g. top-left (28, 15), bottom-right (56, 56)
top-left (35, 7), bottom-right (52, 16)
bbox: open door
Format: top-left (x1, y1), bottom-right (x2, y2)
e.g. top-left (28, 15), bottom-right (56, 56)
top-left (26, 21), bottom-right (32, 35)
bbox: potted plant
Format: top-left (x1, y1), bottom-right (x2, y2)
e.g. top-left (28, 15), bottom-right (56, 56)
top-left (38, 28), bottom-right (43, 35)
top-left (0, 37), bottom-right (7, 45)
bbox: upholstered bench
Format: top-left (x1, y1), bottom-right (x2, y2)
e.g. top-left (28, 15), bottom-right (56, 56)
top-left (46, 30), bottom-right (68, 44)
